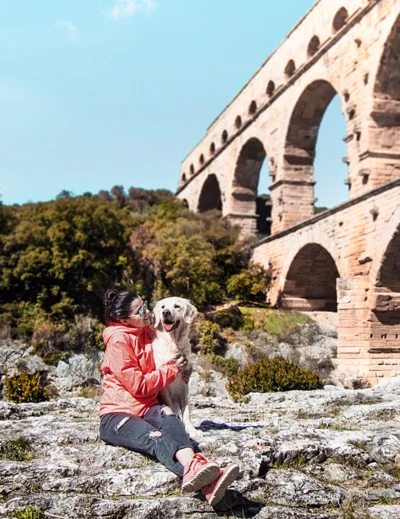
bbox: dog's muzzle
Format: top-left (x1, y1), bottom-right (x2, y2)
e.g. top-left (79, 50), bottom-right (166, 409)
top-left (162, 318), bottom-right (180, 332)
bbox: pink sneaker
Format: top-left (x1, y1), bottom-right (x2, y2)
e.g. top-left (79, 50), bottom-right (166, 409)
top-left (201, 463), bottom-right (240, 507)
top-left (181, 453), bottom-right (220, 493)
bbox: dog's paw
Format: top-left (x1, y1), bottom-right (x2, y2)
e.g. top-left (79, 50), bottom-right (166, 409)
top-left (186, 425), bottom-right (203, 442)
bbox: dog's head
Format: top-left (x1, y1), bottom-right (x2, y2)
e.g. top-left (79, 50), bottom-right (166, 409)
top-left (153, 297), bottom-right (198, 333)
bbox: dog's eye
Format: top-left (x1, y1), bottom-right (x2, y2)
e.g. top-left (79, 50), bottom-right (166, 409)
top-left (161, 305), bottom-right (165, 309)
top-left (174, 304), bottom-right (180, 309)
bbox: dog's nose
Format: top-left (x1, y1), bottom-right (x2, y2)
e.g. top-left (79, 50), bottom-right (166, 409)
top-left (162, 309), bottom-right (171, 317)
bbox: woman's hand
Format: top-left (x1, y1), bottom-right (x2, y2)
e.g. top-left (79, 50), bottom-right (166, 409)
top-left (173, 354), bottom-right (189, 372)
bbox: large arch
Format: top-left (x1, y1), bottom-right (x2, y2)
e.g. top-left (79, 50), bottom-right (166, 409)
top-left (370, 13), bottom-right (400, 186)
top-left (281, 243), bottom-right (340, 311)
top-left (368, 206), bottom-right (400, 337)
top-left (274, 80), bottom-right (344, 231)
top-left (368, 226), bottom-right (400, 352)
top-left (231, 137), bottom-right (271, 235)
top-left (197, 174), bottom-right (222, 213)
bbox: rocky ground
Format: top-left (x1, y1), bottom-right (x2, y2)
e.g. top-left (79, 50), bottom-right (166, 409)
top-left (1, 313), bottom-right (400, 518)
top-left (1, 378), bottom-right (400, 519)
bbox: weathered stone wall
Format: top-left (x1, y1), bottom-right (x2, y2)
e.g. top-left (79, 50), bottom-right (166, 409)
top-left (252, 179), bottom-right (400, 384)
top-left (177, 0), bottom-right (400, 385)
top-left (177, 0), bottom-right (400, 236)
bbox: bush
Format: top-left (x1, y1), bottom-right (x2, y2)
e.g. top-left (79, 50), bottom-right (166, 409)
top-left (12, 507), bottom-right (45, 519)
top-left (227, 262), bottom-right (271, 302)
top-left (4, 370), bottom-right (50, 404)
top-left (197, 321), bottom-right (224, 354)
top-left (226, 356), bottom-right (323, 402)
top-left (208, 307), bottom-right (244, 330)
top-left (208, 354), bottom-right (240, 378)
top-left (0, 437), bottom-right (33, 462)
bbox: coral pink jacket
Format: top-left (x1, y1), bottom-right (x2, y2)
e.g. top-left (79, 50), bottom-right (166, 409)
top-left (99, 323), bottom-right (178, 417)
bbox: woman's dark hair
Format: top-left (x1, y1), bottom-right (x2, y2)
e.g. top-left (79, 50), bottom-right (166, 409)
top-left (103, 288), bottom-right (139, 325)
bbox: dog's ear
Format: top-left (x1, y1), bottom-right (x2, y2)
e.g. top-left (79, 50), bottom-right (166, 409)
top-left (152, 302), bottom-right (163, 330)
top-left (183, 300), bottom-right (198, 323)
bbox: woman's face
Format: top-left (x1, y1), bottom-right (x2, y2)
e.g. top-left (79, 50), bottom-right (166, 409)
top-left (121, 297), bottom-right (151, 328)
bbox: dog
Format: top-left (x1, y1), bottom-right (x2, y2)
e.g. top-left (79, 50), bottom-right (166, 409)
top-left (151, 296), bottom-right (203, 441)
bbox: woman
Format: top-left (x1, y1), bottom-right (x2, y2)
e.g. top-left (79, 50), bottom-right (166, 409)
top-left (99, 288), bottom-right (239, 506)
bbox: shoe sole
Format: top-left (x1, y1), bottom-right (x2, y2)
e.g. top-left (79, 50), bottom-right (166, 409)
top-left (182, 463), bottom-right (220, 493)
top-left (208, 464), bottom-right (240, 507)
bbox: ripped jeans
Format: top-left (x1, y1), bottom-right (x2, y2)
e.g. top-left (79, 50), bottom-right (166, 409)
top-left (99, 405), bottom-right (194, 477)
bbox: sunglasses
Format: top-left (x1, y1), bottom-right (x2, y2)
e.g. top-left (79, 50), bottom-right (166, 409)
top-left (137, 300), bottom-right (148, 318)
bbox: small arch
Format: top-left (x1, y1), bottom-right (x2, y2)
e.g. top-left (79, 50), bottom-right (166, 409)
top-left (307, 36), bottom-right (320, 57)
top-left (181, 173), bottom-right (186, 182)
top-left (332, 7), bottom-right (348, 33)
top-left (182, 199), bottom-right (189, 208)
top-left (235, 115), bottom-right (242, 129)
top-left (199, 154), bottom-right (205, 166)
top-left (249, 100), bottom-right (257, 115)
top-left (222, 130), bottom-right (228, 144)
top-left (266, 80), bottom-right (275, 97)
top-left (198, 174), bottom-right (222, 213)
top-left (190, 164), bottom-right (195, 175)
top-left (209, 142), bottom-right (216, 155)
top-left (283, 243), bottom-right (340, 311)
top-left (284, 60), bottom-right (296, 79)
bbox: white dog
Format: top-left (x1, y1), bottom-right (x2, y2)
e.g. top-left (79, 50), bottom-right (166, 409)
top-left (151, 296), bottom-right (203, 441)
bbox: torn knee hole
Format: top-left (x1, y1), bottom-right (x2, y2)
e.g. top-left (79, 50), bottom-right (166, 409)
top-left (149, 431), bottom-right (162, 438)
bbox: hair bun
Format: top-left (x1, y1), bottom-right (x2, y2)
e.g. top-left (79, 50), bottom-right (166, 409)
top-left (104, 288), bottom-right (119, 307)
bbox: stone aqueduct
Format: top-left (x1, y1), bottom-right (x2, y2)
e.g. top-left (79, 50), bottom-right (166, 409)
top-left (176, 0), bottom-right (400, 384)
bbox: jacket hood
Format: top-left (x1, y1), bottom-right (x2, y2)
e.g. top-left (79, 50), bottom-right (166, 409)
top-left (103, 323), bottom-right (151, 345)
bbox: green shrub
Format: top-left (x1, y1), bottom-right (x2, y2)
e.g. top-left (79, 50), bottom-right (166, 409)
top-left (197, 321), bottom-right (223, 354)
top-left (226, 356), bottom-right (323, 402)
top-left (208, 354), bottom-right (240, 378)
top-left (240, 316), bottom-right (255, 334)
top-left (4, 370), bottom-right (50, 404)
top-left (0, 437), bottom-right (33, 462)
top-left (12, 507), bottom-right (45, 519)
top-left (227, 262), bottom-right (271, 302)
top-left (208, 308), bottom-right (244, 330)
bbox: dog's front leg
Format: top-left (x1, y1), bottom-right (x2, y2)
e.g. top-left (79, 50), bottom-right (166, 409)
top-left (181, 379), bottom-right (203, 441)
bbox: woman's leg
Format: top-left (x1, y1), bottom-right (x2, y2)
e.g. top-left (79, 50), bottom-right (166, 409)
top-left (143, 405), bottom-right (194, 464)
top-left (100, 412), bottom-right (183, 477)
top-left (143, 405), bottom-right (220, 491)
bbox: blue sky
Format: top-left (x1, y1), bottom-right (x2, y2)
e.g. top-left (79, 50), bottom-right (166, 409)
top-left (0, 0), bottom-right (348, 208)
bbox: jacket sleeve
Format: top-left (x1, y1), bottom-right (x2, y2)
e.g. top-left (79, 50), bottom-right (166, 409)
top-left (106, 337), bottom-right (179, 398)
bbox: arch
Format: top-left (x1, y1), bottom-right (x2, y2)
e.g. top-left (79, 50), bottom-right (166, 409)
top-left (249, 100), bottom-right (257, 115)
top-left (282, 243), bottom-right (340, 311)
top-left (221, 130), bottom-right (228, 144)
top-left (370, 206), bottom-right (400, 285)
top-left (284, 60), bottom-right (296, 79)
top-left (181, 173), bottom-right (186, 182)
top-left (182, 199), bottom-right (189, 209)
top-left (266, 80), bottom-right (275, 97)
top-left (235, 115), bottom-right (242, 129)
top-left (198, 174), bottom-right (222, 213)
top-left (307, 35), bottom-right (320, 57)
top-left (369, 13), bottom-right (400, 187)
top-left (283, 80), bottom-right (340, 197)
top-left (209, 142), bottom-right (215, 155)
top-left (232, 137), bottom-right (271, 234)
top-left (189, 164), bottom-right (195, 175)
top-left (199, 154), bottom-right (205, 166)
top-left (373, 13), bottom-right (400, 102)
top-left (332, 7), bottom-right (348, 33)
top-left (368, 206), bottom-right (400, 336)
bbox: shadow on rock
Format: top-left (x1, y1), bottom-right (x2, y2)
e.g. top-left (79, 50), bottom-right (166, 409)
top-left (199, 420), bottom-right (263, 432)
top-left (193, 488), bottom-right (265, 517)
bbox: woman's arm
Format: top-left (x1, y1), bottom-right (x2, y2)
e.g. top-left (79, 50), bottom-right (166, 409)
top-left (106, 340), bottom-right (179, 398)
